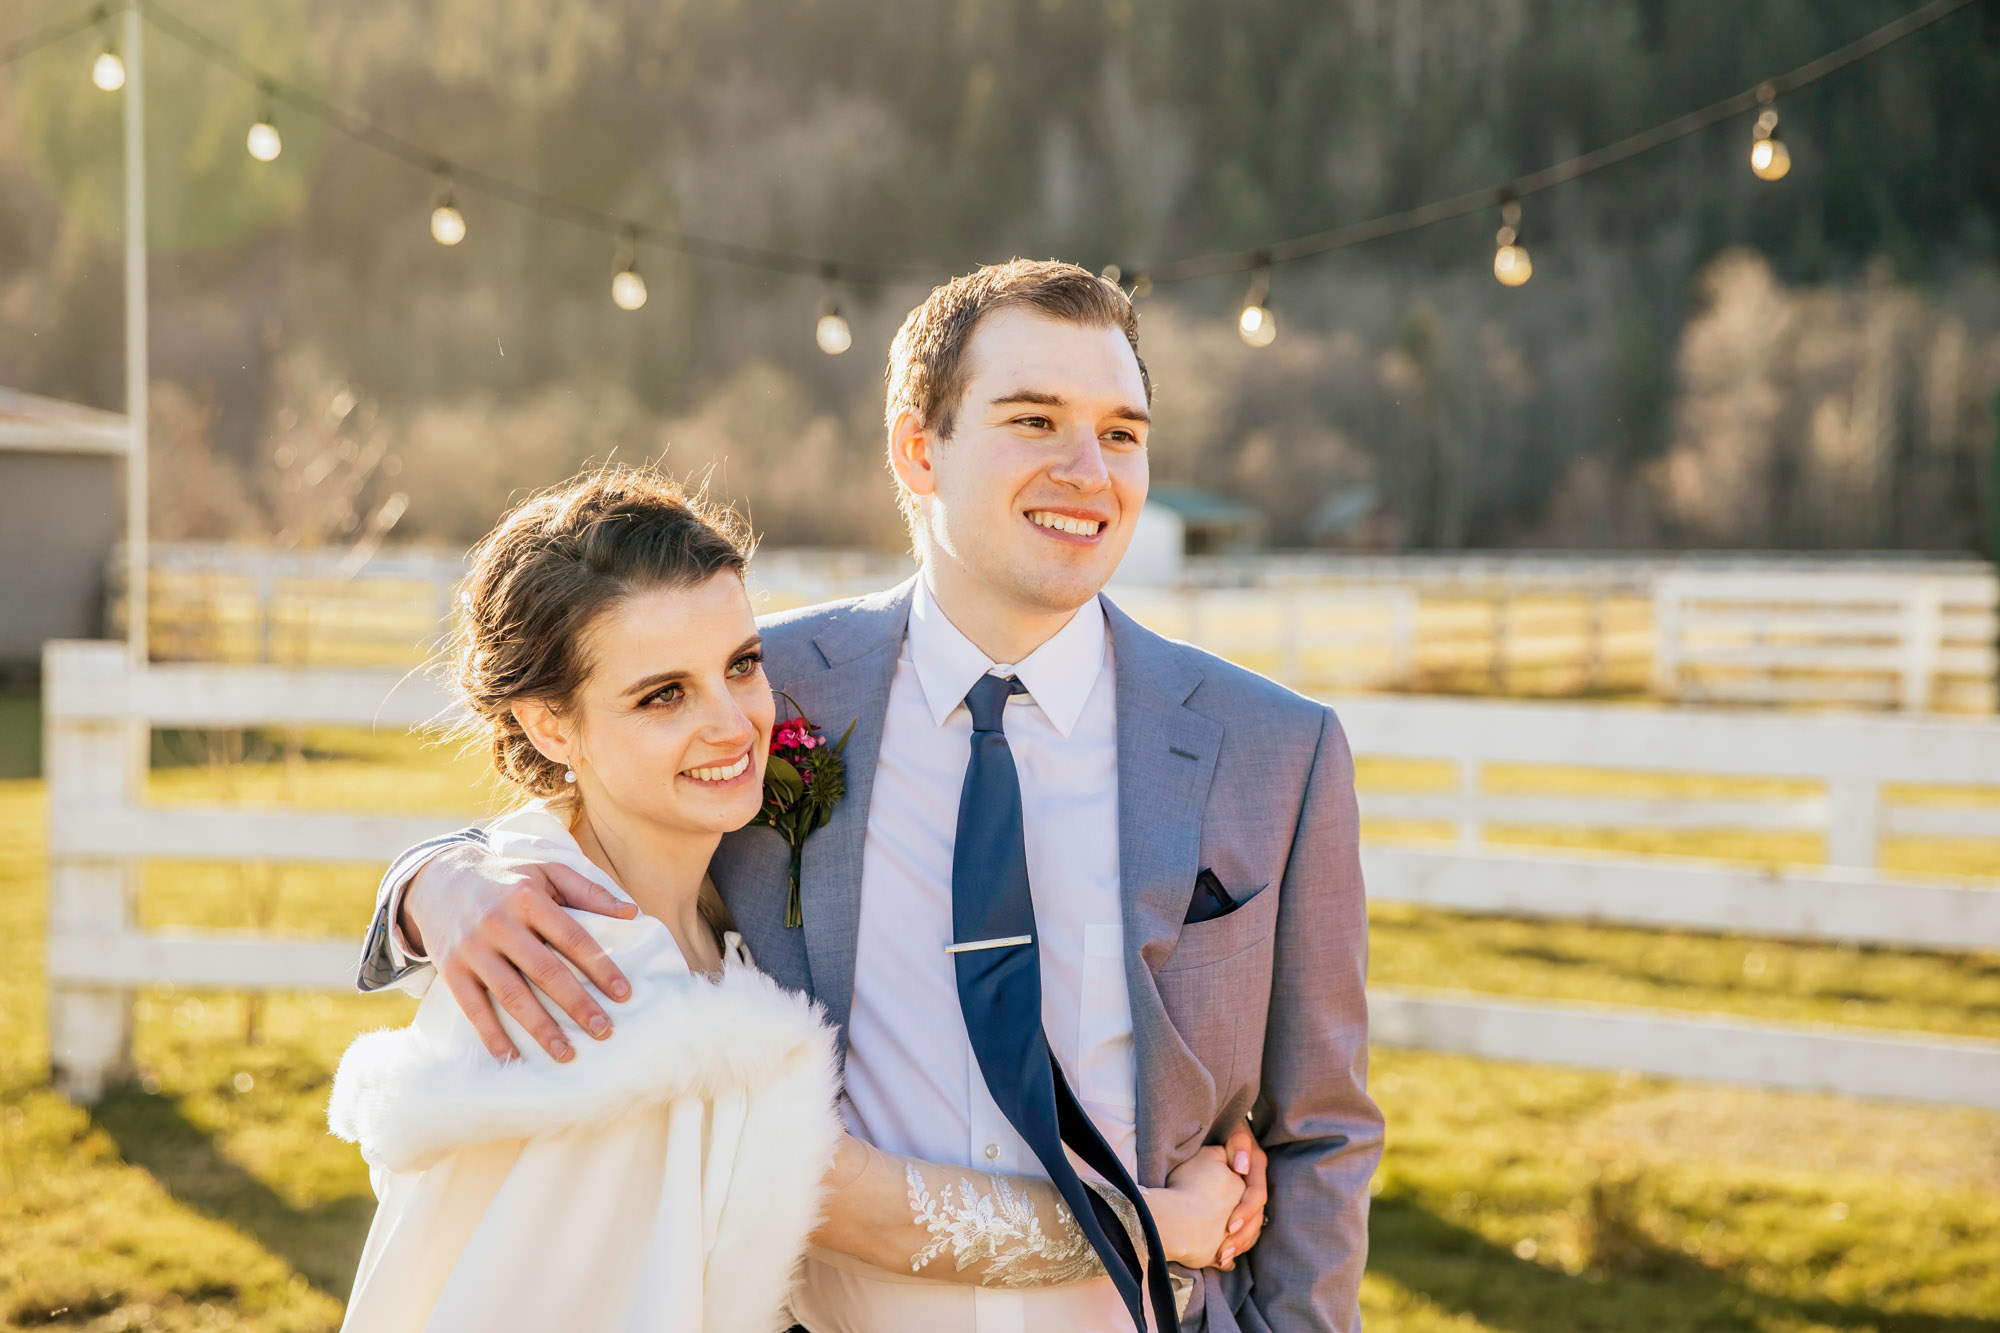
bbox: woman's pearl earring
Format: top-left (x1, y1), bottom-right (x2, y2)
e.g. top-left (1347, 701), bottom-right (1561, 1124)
top-left (563, 768), bottom-right (576, 784)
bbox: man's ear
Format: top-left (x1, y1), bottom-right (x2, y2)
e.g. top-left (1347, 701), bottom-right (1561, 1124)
top-left (512, 699), bottom-right (572, 767)
top-left (888, 409), bottom-right (939, 501)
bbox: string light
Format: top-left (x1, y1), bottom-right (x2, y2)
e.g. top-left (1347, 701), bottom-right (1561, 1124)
top-left (1750, 90), bottom-right (1792, 181)
top-left (61, 0), bottom-right (1972, 339)
top-left (429, 171), bottom-right (466, 246)
top-left (245, 82), bottom-right (281, 161)
top-left (814, 269), bottom-right (852, 355)
top-left (90, 8), bottom-right (124, 91)
top-left (1102, 264), bottom-right (1155, 301)
top-left (610, 230), bottom-right (647, 310)
top-left (1238, 262), bottom-right (1276, 348)
top-left (1493, 193), bottom-right (1532, 287)
top-left (611, 268), bottom-right (647, 310)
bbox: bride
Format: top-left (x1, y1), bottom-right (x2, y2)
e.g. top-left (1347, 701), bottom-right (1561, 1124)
top-left (328, 467), bottom-right (1255, 1332)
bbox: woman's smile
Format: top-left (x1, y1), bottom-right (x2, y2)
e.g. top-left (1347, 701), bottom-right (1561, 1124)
top-left (679, 750), bottom-right (754, 786)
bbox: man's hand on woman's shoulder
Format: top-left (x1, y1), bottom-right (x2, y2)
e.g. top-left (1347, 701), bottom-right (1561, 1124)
top-left (402, 844), bottom-right (639, 1062)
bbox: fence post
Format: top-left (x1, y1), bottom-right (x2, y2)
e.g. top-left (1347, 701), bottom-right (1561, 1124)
top-left (256, 562), bottom-right (277, 663)
top-left (1390, 589), bottom-right (1418, 688)
top-left (1280, 588), bottom-right (1302, 687)
top-left (1457, 758), bottom-right (1483, 853)
top-left (1900, 583), bottom-right (1943, 713)
top-left (43, 641), bottom-right (143, 1102)
top-left (1651, 578), bottom-right (1681, 701)
top-left (1584, 589), bottom-right (1606, 692)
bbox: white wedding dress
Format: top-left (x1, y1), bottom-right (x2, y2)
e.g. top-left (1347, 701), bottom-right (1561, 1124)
top-left (330, 806), bottom-right (843, 1333)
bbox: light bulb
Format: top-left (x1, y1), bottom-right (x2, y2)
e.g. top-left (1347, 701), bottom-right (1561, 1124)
top-left (611, 267), bottom-right (648, 311)
top-left (247, 120), bottom-right (283, 162)
top-left (816, 310), bottom-right (853, 355)
top-left (92, 49), bottom-right (126, 91)
top-left (1494, 243), bottom-right (1532, 287)
top-left (430, 202), bottom-right (466, 246)
top-left (1750, 136), bottom-right (1791, 181)
top-left (1238, 303), bottom-right (1276, 348)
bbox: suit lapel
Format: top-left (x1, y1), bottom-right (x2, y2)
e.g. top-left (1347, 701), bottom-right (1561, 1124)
top-left (1105, 597), bottom-right (1222, 1179)
top-left (781, 578), bottom-right (913, 1041)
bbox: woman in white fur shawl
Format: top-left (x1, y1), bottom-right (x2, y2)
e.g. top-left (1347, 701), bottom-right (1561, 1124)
top-left (328, 468), bottom-right (1251, 1333)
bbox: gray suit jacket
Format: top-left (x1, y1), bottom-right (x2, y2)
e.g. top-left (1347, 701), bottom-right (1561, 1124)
top-left (360, 577), bottom-right (1382, 1332)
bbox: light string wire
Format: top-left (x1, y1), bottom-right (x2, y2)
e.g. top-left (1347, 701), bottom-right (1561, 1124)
top-left (0, 5), bottom-right (111, 70)
top-left (3, 0), bottom-right (1985, 290)
top-left (132, 0), bottom-right (931, 284)
top-left (1149, 0), bottom-right (1984, 281)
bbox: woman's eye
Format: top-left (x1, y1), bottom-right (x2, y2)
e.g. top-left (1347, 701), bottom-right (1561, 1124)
top-left (728, 653), bottom-right (763, 678)
top-left (1016, 415), bottom-right (1053, 430)
top-left (642, 684), bottom-right (683, 707)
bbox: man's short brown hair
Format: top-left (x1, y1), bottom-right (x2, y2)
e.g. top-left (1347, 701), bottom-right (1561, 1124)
top-left (884, 258), bottom-right (1150, 438)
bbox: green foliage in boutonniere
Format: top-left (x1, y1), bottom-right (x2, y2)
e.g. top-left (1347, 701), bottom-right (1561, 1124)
top-left (750, 693), bottom-right (856, 928)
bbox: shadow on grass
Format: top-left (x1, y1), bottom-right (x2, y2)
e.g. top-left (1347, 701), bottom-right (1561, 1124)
top-left (90, 1086), bottom-right (372, 1303)
top-left (1370, 1193), bottom-right (2000, 1333)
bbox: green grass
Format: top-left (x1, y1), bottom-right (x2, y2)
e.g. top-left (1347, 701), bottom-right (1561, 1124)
top-left (0, 694), bottom-right (38, 780)
top-left (2, 733), bottom-right (1998, 1331)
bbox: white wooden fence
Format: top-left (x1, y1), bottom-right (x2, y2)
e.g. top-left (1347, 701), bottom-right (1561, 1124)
top-left (42, 640), bottom-right (2000, 1109)
top-left (42, 640), bottom-right (474, 1099)
top-left (1110, 585), bottom-right (1421, 691)
top-left (1333, 692), bottom-right (2000, 1106)
top-left (123, 545), bottom-right (1997, 710)
top-left (1653, 567), bottom-right (1998, 711)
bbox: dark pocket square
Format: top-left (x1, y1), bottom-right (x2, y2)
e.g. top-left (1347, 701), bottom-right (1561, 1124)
top-left (1184, 868), bottom-right (1241, 925)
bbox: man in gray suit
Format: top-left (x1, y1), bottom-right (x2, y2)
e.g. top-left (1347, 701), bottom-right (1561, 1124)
top-left (356, 259), bottom-right (1381, 1331)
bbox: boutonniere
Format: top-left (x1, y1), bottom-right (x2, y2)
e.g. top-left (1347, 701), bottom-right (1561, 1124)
top-left (751, 694), bottom-right (856, 928)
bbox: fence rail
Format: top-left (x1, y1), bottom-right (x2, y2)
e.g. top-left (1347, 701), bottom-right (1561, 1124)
top-left (1653, 568), bottom-right (1998, 712)
top-left (41, 641), bottom-right (2000, 1106)
top-left (42, 641), bottom-right (476, 1099)
top-left (1369, 990), bottom-right (2000, 1111)
top-left (120, 544), bottom-right (1995, 710)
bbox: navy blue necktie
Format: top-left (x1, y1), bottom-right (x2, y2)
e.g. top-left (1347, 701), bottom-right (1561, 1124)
top-left (952, 673), bottom-right (1177, 1332)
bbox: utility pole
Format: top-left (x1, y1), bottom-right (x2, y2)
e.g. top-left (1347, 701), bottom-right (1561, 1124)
top-left (123, 0), bottom-right (148, 667)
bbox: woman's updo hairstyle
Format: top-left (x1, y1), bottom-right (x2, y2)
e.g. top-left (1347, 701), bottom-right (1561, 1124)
top-left (450, 465), bottom-right (751, 802)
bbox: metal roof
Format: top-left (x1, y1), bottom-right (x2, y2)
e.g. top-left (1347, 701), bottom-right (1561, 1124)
top-left (1146, 484), bottom-right (1263, 525)
top-left (0, 387), bottom-right (128, 455)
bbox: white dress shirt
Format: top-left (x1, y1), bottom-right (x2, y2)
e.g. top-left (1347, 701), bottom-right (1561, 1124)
top-left (791, 577), bottom-right (1141, 1333)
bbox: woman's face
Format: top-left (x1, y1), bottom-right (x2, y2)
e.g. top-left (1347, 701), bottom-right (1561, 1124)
top-left (517, 571), bottom-right (774, 838)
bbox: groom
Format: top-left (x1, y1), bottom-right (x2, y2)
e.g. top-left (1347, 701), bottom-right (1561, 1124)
top-left (355, 259), bottom-right (1380, 1331)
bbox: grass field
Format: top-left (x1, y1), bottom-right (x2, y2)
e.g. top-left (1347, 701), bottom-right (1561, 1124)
top-left (2, 708), bottom-right (1997, 1331)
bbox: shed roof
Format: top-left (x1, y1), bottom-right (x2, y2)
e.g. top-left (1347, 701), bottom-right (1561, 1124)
top-left (1146, 484), bottom-right (1263, 526)
top-left (0, 387), bottom-right (128, 455)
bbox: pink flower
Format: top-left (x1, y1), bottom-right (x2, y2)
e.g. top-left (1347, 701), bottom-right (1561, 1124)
top-left (771, 717), bottom-right (818, 753)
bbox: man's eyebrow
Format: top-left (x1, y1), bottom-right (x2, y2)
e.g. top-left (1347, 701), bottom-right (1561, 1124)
top-left (990, 389), bottom-right (1067, 408)
top-left (991, 390), bottom-right (1150, 424)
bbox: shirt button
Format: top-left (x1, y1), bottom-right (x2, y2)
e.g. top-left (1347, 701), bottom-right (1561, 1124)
top-left (984, 1143), bottom-right (1000, 1161)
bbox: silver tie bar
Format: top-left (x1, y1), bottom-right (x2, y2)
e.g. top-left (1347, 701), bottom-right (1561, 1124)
top-left (944, 935), bottom-right (1033, 954)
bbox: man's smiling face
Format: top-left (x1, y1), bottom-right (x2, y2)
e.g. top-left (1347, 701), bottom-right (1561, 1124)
top-left (913, 307), bottom-right (1151, 619)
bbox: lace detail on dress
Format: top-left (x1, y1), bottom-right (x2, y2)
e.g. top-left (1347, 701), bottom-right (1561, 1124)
top-left (905, 1163), bottom-right (1105, 1287)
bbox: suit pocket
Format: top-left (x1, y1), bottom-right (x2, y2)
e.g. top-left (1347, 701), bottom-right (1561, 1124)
top-left (1158, 882), bottom-right (1278, 974)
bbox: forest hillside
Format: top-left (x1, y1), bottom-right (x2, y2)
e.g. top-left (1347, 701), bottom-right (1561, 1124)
top-left (4, 0), bottom-right (1998, 553)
